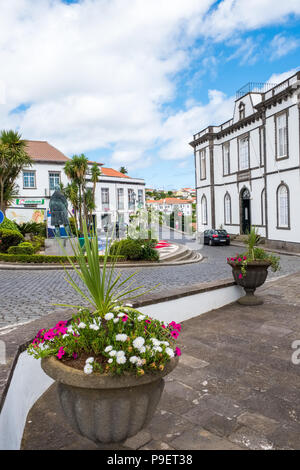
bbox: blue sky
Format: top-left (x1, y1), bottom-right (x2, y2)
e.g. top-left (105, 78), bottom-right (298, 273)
top-left (0, 0), bottom-right (299, 190)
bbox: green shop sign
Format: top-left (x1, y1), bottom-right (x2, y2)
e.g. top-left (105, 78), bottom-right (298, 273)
top-left (16, 199), bottom-right (45, 205)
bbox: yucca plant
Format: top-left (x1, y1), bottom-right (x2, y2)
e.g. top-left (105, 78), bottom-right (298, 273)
top-left (57, 220), bottom-right (157, 316)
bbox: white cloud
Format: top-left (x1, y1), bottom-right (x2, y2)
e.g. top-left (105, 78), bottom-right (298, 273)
top-left (0, 0), bottom-right (299, 173)
top-left (269, 33), bottom-right (300, 60)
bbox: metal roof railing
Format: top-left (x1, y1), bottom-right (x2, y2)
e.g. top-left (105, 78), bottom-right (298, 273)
top-left (236, 82), bottom-right (277, 99)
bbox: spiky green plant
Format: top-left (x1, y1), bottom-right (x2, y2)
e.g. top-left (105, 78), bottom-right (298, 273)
top-left (246, 226), bottom-right (261, 260)
top-left (57, 220), bottom-right (157, 316)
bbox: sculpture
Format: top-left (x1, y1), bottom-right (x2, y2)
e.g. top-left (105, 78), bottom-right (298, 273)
top-left (49, 189), bottom-right (71, 237)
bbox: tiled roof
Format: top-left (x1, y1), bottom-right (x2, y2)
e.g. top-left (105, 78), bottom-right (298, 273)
top-left (147, 198), bottom-right (191, 205)
top-left (100, 167), bottom-right (130, 178)
top-left (25, 140), bottom-right (69, 162)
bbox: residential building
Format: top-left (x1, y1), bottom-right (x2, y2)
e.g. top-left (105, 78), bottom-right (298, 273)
top-left (7, 140), bottom-right (145, 229)
top-left (147, 198), bottom-right (192, 216)
top-left (190, 71), bottom-right (300, 251)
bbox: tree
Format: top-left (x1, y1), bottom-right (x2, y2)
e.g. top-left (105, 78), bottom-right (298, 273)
top-left (84, 188), bottom-right (95, 229)
top-left (90, 162), bottom-right (101, 208)
top-left (0, 130), bottom-right (32, 215)
top-left (119, 166), bottom-right (128, 174)
top-left (62, 181), bottom-right (80, 231)
top-left (64, 154), bottom-right (88, 232)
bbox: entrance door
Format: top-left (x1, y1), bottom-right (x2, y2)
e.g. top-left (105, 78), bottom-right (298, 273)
top-left (241, 188), bottom-right (251, 234)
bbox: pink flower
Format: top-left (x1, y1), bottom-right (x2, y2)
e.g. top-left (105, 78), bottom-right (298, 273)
top-left (145, 319), bottom-right (151, 324)
top-left (161, 324), bottom-right (166, 329)
top-left (44, 330), bottom-right (55, 341)
top-left (121, 315), bottom-right (128, 322)
top-left (73, 353), bottom-right (78, 359)
top-left (57, 347), bottom-right (65, 360)
top-left (230, 257), bottom-right (235, 261)
top-left (55, 321), bottom-right (67, 328)
top-left (243, 256), bottom-right (247, 260)
top-left (238, 273), bottom-right (243, 279)
top-left (175, 347), bottom-right (182, 356)
top-left (238, 258), bottom-right (242, 262)
top-left (171, 330), bottom-right (179, 339)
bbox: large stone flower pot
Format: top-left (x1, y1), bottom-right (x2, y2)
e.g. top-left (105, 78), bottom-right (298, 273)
top-left (41, 356), bottom-right (178, 446)
top-left (228, 260), bottom-right (271, 305)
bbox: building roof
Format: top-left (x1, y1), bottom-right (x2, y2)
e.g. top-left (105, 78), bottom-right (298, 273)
top-left (25, 140), bottom-right (70, 162)
top-left (100, 167), bottom-right (130, 178)
top-left (147, 198), bottom-right (191, 205)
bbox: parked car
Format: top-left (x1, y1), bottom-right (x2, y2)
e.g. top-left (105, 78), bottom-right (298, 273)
top-left (204, 229), bottom-right (230, 246)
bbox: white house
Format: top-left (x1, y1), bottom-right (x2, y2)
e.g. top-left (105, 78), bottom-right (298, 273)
top-left (190, 70), bottom-right (300, 252)
top-left (6, 140), bottom-right (145, 229)
top-left (147, 198), bottom-right (192, 216)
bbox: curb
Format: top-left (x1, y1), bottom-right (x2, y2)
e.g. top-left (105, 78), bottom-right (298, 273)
top-left (231, 242), bottom-right (300, 258)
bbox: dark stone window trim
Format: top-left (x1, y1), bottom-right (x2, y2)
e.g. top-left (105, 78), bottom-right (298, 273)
top-left (201, 194), bottom-right (208, 225)
top-left (200, 149), bottom-right (207, 180)
top-left (276, 182), bottom-right (290, 230)
top-left (274, 109), bottom-right (289, 161)
top-left (237, 132), bottom-right (250, 171)
top-left (222, 142), bottom-right (230, 176)
top-left (224, 191), bottom-right (232, 225)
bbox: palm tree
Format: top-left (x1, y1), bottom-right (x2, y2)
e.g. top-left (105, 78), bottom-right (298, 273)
top-left (84, 188), bottom-right (95, 229)
top-left (63, 182), bottom-right (80, 231)
top-left (64, 154), bottom-right (88, 232)
top-left (119, 166), bottom-right (128, 174)
top-left (90, 163), bottom-right (101, 225)
top-left (0, 130), bottom-right (32, 214)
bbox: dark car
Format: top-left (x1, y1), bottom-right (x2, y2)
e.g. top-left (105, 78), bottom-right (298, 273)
top-left (204, 229), bottom-right (230, 246)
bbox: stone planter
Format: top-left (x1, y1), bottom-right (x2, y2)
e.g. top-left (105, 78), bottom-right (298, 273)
top-left (227, 260), bottom-right (271, 305)
top-left (41, 356), bottom-right (178, 446)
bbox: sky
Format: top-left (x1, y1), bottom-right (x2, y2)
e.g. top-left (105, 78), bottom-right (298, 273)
top-left (0, 0), bottom-right (299, 190)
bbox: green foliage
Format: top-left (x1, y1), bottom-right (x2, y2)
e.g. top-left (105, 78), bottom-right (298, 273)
top-left (0, 228), bottom-right (24, 252)
top-left (1, 217), bottom-right (20, 231)
top-left (8, 242), bottom-right (35, 255)
top-left (56, 220), bottom-right (157, 316)
top-left (18, 222), bottom-right (46, 237)
top-left (69, 217), bottom-right (78, 236)
top-left (0, 253), bottom-right (125, 264)
top-left (110, 238), bottom-right (159, 261)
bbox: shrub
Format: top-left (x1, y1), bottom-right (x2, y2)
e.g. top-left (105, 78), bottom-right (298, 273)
top-left (69, 217), bottom-right (78, 236)
top-left (1, 217), bottom-right (20, 232)
top-left (0, 228), bottom-right (24, 253)
top-left (31, 235), bottom-right (45, 253)
top-left (110, 239), bottom-right (143, 260)
top-left (18, 222), bottom-right (47, 237)
top-left (8, 242), bottom-right (35, 255)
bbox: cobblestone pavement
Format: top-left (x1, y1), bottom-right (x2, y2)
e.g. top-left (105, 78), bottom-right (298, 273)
top-left (1, 243), bottom-right (300, 327)
top-left (22, 273), bottom-right (300, 450)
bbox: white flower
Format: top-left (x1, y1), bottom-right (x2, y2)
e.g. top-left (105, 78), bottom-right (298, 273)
top-left (62, 334), bottom-right (69, 339)
top-left (89, 324), bottom-right (99, 331)
top-left (165, 347), bottom-right (175, 358)
top-left (133, 337), bottom-right (145, 349)
top-left (161, 341), bottom-right (169, 346)
top-left (136, 358), bottom-right (144, 366)
top-left (150, 338), bottom-right (160, 346)
top-left (116, 355), bottom-right (127, 364)
top-left (125, 303), bottom-right (133, 307)
top-left (113, 318), bottom-right (120, 324)
top-left (139, 346), bottom-right (146, 353)
top-left (104, 345), bottom-right (113, 352)
top-left (104, 312), bottom-right (114, 320)
top-left (39, 343), bottom-right (49, 351)
top-left (116, 350), bottom-right (125, 357)
top-left (116, 334), bottom-right (128, 342)
top-left (153, 346), bottom-right (162, 353)
top-left (86, 357), bottom-right (94, 364)
top-left (78, 322), bottom-right (86, 329)
top-left (84, 364), bottom-right (93, 375)
top-left (137, 315), bottom-right (145, 321)
top-left (67, 326), bottom-right (74, 333)
top-left (129, 356), bottom-right (139, 364)
top-left (117, 313), bottom-right (125, 318)
top-left (109, 350), bottom-right (117, 357)
top-left (108, 358), bottom-right (113, 364)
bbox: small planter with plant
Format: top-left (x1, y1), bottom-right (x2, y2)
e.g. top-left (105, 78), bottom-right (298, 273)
top-left (227, 227), bottom-right (280, 305)
top-left (27, 222), bottom-right (180, 446)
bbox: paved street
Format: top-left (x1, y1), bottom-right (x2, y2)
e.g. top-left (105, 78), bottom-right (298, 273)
top-left (1, 242), bottom-right (300, 327)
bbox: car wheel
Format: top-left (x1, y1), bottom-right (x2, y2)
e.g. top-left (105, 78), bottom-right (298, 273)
top-left (226, 241), bottom-right (230, 246)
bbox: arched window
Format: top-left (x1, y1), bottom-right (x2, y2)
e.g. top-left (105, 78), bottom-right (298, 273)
top-left (201, 195), bottom-right (207, 225)
top-left (277, 184), bottom-right (289, 228)
top-left (239, 102), bottom-right (245, 120)
top-left (224, 193), bottom-right (231, 225)
top-left (261, 189), bottom-right (265, 226)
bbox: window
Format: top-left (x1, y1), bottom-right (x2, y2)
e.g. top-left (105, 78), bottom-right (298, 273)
top-left (128, 189), bottom-right (135, 210)
top-left (117, 188), bottom-right (124, 210)
top-left (200, 149), bottom-right (206, 180)
top-left (101, 188), bottom-right (109, 211)
top-left (261, 189), bottom-right (265, 226)
top-left (224, 193), bottom-right (231, 225)
top-left (138, 189), bottom-right (144, 207)
top-left (277, 184), bottom-right (289, 228)
top-left (23, 171), bottom-right (36, 188)
top-left (239, 102), bottom-right (245, 120)
top-left (201, 195), bottom-right (207, 225)
top-left (223, 142), bottom-right (230, 175)
top-left (239, 136), bottom-right (249, 170)
top-left (49, 172), bottom-right (60, 191)
top-left (276, 113), bottom-right (288, 159)
top-left (259, 127), bottom-right (264, 166)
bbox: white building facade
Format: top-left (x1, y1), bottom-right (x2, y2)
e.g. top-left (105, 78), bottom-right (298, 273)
top-left (7, 140), bottom-right (145, 229)
top-left (146, 198), bottom-right (192, 216)
top-left (190, 71), bottom-right (300, 252)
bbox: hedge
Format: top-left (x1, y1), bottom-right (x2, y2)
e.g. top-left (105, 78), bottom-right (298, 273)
top-left (0, 228), bottom-right (24, 253)
top-left (8, 242), bottom-right (35, 255)
top-left (0, 253), bottom-right (126, 264)
top-left (110, 238), bottom-right (159, 261)
top-left (1, 217), bottom-right (21, 232)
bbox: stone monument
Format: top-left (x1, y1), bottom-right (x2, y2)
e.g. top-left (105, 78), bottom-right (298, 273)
top-left (45, 189), bottom-right (74, 255)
